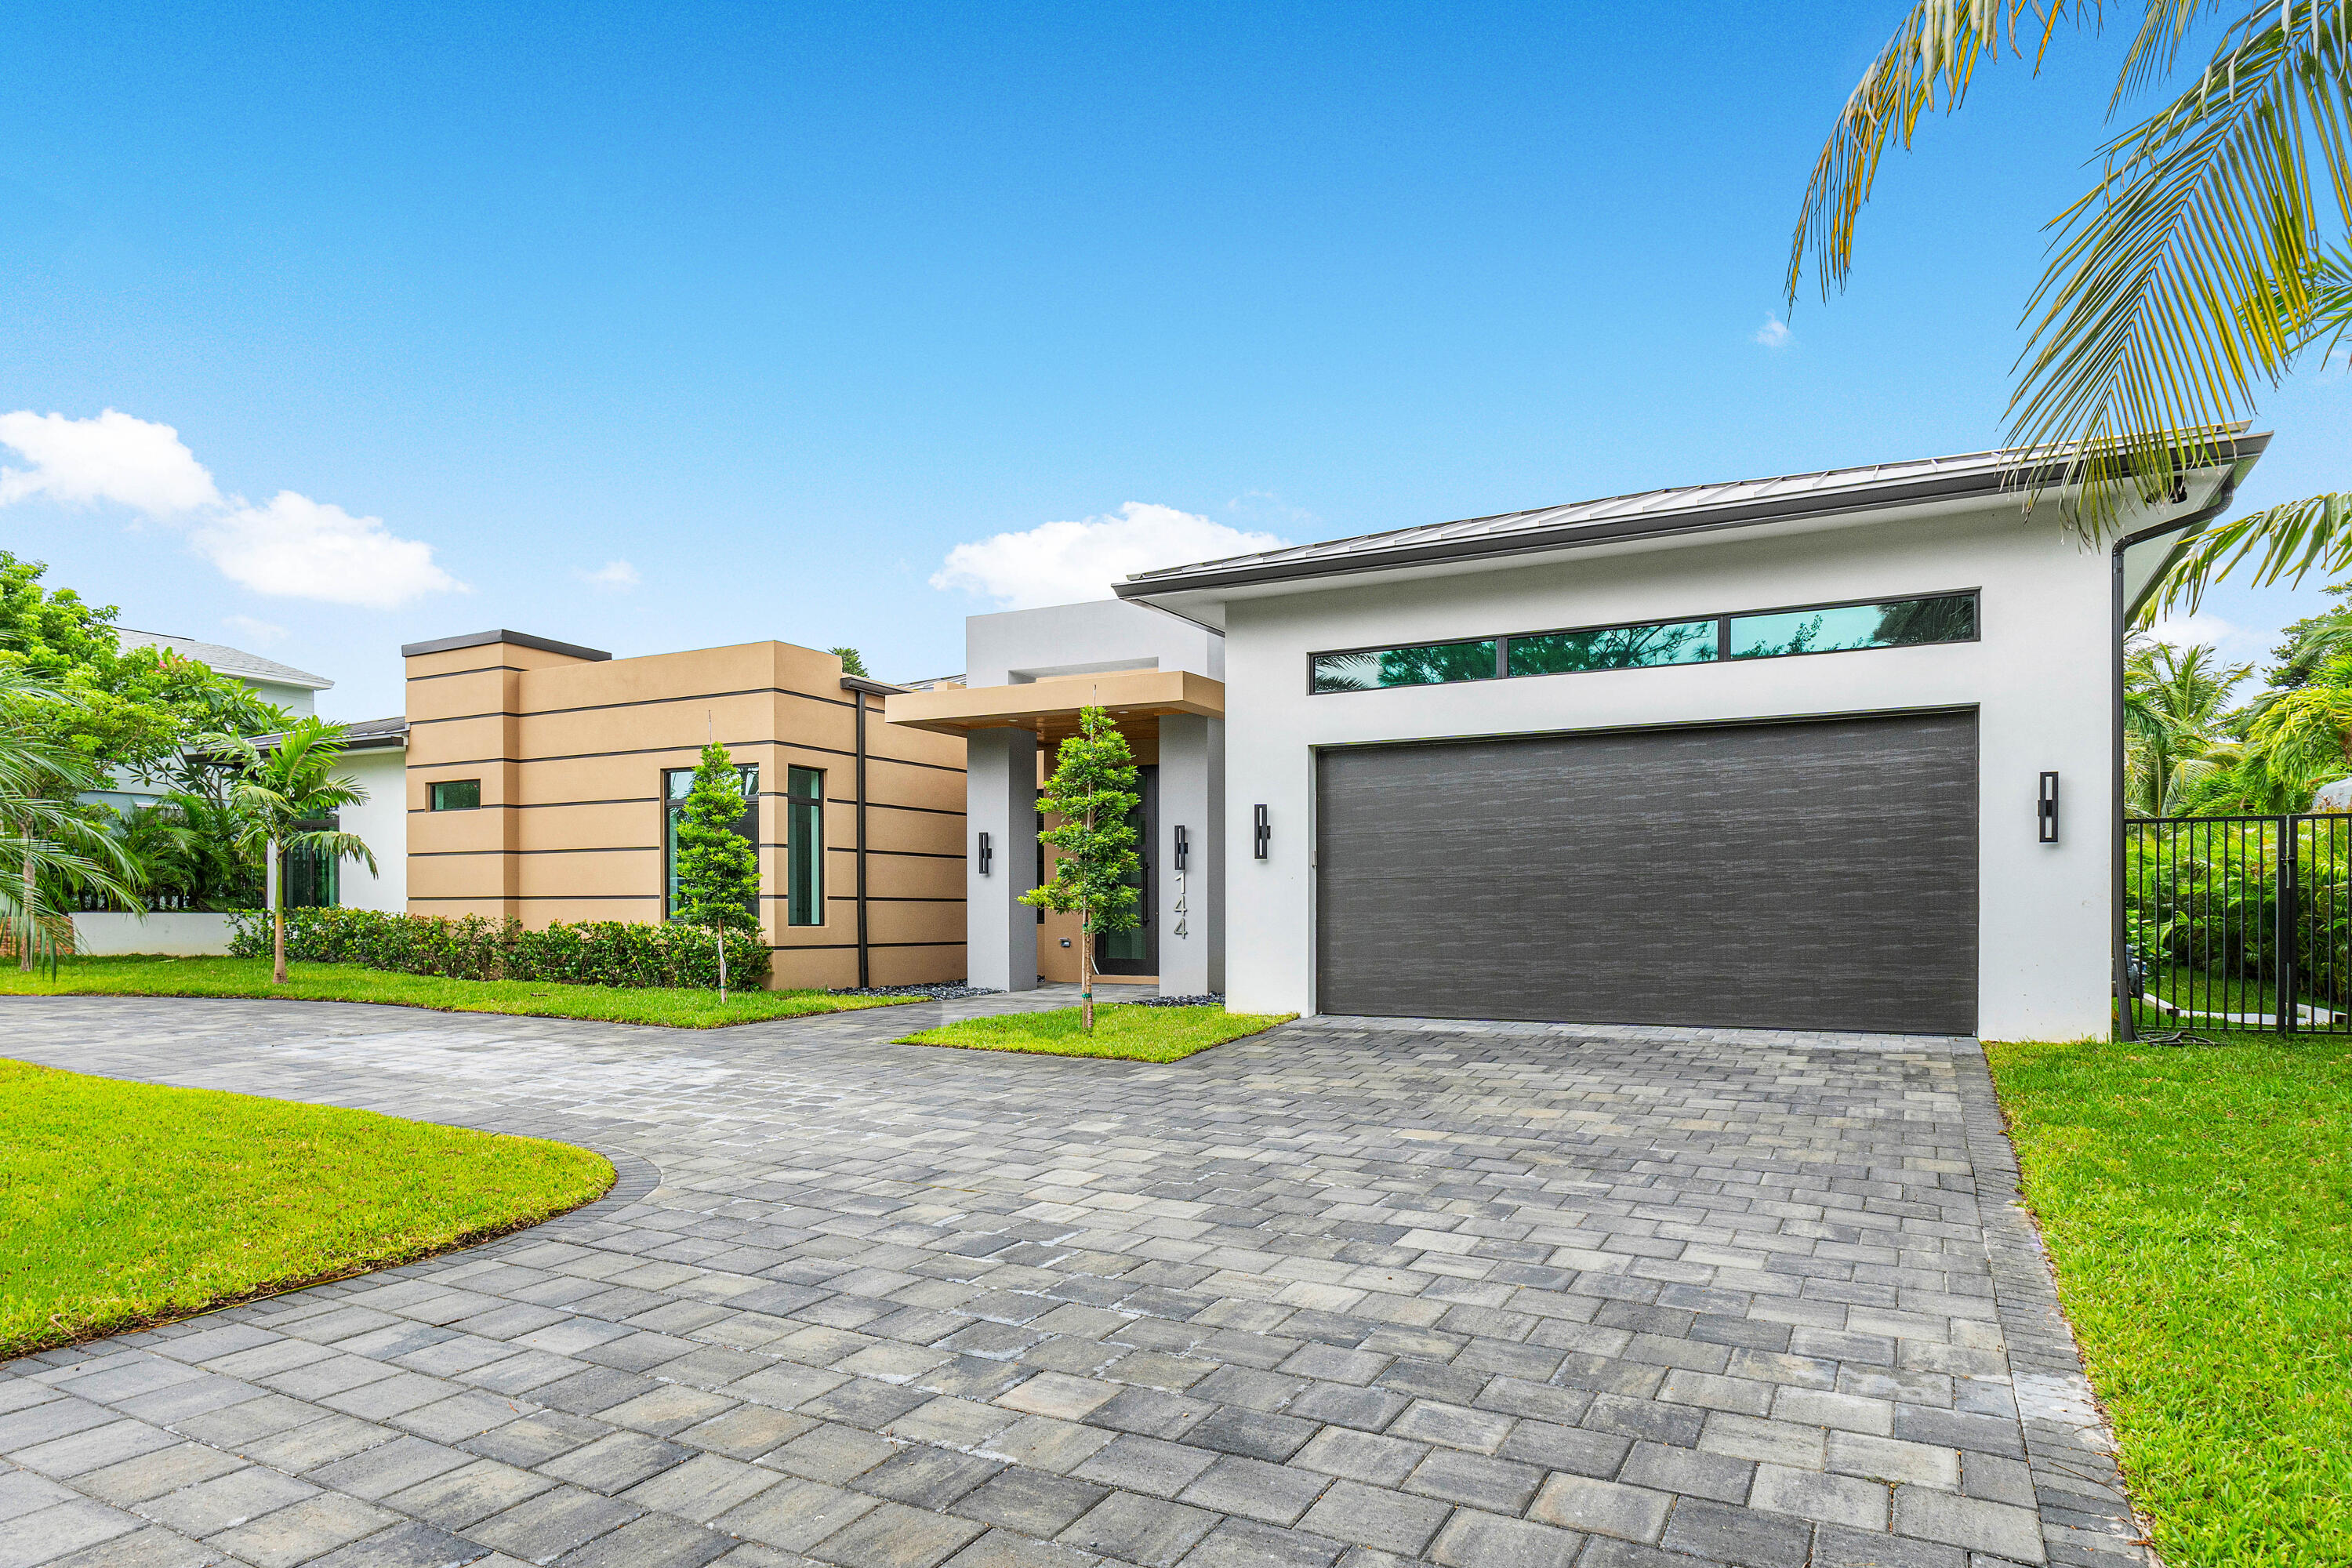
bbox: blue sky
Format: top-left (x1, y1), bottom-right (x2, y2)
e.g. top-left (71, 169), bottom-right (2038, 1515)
top-left (3, 1), bottom-right (2345, 719)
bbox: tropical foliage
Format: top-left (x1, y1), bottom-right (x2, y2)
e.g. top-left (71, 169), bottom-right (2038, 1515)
top-left (1791, 0), bottom-right (2352, 592)
top-left (0, 670), bottom-right (143, 970)
top-left (1021, 706), bottom-right (1141, 1031)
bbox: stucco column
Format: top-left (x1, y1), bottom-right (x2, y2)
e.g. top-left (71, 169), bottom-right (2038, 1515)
top-left (965, 727), bottom-right (1039, 991)
top-left (1157, 714), bottom-right (1224, 996)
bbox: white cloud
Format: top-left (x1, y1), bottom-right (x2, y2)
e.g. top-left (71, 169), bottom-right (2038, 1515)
top-left (2140, 611), bottom-right (2238, 651)
top-left (933, 503), bottom-right (1289, 610)
top-left (191, 491), bottom-right (465, 610)
top-left (0, 408), bottom-right (221, 513)
top-left (221, 615), bottom-right (287, 645)
top-left (0, 408), bottom-right (463, 608)
top-left (579, 559), bottom-right (640, 590)
top-left (1754, 314), bottom-right (1792, 349)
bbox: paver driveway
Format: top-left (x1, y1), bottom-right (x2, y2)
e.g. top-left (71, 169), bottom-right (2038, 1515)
top-left (0, 996), bottom-right (2147, 1568)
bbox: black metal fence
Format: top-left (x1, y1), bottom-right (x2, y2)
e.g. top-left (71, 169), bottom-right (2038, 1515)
top-left (2125, 813), bottom-right (2352, 1034)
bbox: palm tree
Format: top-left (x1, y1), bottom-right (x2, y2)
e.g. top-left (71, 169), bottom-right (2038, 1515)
top-left (1790, 0), bottom-right (2352, 597)
top-left (0, 669), bottom-right (144, 971)
top-left (208, 718), bottom-right (377, 984)
top-left (2123, 638), bottom-right (2251, 814)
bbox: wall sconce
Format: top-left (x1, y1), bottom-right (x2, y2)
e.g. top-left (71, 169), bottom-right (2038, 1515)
top-left (1254, 804), bottom-right (1271, 859)
top-left (977, 831), bottom-right (992, 875)
top-left (1173, 825), bottom-right (1189, 871)
top-left (2038, 772), bottom-right (2060, 844)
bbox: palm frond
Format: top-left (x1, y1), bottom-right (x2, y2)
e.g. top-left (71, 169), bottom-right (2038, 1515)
top-left (2007, 8), bottom-right (2352, 531)
top-left (2154, 489), bottom-right (2352, 610)
top-left (1788, 0), bottom-right (2082, 303)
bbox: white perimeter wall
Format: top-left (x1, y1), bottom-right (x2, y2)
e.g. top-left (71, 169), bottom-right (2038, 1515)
top-left (1219, 503), bottom-right (2118, 1041)
top-left (339, 747), bottom-right (408, 913)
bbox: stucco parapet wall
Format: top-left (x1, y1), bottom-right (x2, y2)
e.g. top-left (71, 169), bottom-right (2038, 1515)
top-left (884, 668), bottom-right (1224, 734)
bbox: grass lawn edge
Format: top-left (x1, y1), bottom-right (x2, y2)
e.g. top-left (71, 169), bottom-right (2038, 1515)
top-left (23, 1145), bottom-right (622, 1360)
top-left (894, 1003), bottom-right (1298, 1062)
top-left (0, 955), bottom-right (916, 1029)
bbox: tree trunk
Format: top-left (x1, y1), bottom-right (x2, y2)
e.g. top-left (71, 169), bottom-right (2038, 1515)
top-left (268, 835), bottom-right (286, 985)
top-left (17, 845), bottom-right (34, 973)
top-left (717, 924), bottom-right (728, 1003)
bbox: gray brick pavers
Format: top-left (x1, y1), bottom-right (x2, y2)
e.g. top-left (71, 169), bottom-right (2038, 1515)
top-left (0, 996), bottom-right (2151, 1568)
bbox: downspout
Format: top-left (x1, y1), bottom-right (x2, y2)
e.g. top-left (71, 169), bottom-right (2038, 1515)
top-left (841, 674), bottom-right (909, 989)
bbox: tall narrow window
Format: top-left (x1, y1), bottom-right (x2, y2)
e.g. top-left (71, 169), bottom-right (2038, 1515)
top-left (664, 763), bottom-right (757, 919)
top-left (786, 766), bottom-right (824, 926)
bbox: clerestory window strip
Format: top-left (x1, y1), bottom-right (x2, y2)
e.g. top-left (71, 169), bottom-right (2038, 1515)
top-left (1308, 590), bottom-right (1977, 694)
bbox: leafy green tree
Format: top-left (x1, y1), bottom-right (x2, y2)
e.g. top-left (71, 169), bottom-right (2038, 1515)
top-left (1790, 1), bottom-right (2352, 597)
top-left (2125, 638), bottom-right (2250, 815)
top-left (209, 720), bottom-right (377, 984)
top-left (0, 670), bottom-right (143, 971)
top-left (1020, 706), bottom-right (1140, 1031)
top-left (672, 742), bottom-right (760, 997)
top-left (830, 647), bottom-right (871, 678)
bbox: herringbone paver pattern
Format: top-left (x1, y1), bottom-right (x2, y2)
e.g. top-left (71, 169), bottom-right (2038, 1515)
top-left (0, 995), bottom-right (2147, 1568)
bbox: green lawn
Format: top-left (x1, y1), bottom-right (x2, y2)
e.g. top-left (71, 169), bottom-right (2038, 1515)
top-left (0, 955), bottom-right (912, 1027)
top-left (0, 1058), bottom-right (613, 1357)
top-left (1987, 1035), bottom-right (2352, 1566)
top-left (898, 1002), bottom-right (1294, 1062)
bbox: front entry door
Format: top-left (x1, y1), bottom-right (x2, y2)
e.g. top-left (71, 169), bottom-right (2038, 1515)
top-left (1095, 765), bottom-right (1158, 975)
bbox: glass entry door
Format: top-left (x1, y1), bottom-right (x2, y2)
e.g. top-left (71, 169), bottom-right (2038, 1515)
top-left (1095, 765), bottom-right (1157, 975)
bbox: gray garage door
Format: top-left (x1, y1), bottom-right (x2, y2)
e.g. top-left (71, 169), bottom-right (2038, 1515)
top-left (1315, 711), bottom-right (1978, 1033)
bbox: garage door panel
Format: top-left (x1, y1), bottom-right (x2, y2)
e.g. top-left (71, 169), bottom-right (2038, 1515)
top-left (1315, 713), bottom-right (1977, 1032)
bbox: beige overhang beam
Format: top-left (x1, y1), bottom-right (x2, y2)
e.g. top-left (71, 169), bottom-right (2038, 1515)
top-left (884, 668), bottom-right (1224, 735)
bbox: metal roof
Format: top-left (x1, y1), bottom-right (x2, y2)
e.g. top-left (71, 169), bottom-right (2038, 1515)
top-left (115, 629), bottom-right (333, 690)
top-left (1116, 434), bottom-right (2270, 601)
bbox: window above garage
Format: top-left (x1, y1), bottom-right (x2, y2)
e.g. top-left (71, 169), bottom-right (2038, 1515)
top-left (1309, 590), bottom-right (1977, 693)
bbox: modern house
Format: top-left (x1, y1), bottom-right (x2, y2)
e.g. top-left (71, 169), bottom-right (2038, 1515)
top-left (886, 601), bottom-right (1225, 996)
top-left (1113, 437), bottom-right (2265, 1040)
top-left (399, 630), bottom-right (964, 988)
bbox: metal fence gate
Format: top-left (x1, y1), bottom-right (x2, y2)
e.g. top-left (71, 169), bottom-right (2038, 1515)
top-left (2125, 813), bottom-right (2352, 1034)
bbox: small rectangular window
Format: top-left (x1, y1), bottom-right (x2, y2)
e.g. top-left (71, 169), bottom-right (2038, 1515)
top-left (664, 763), bottom-right (757, 920)
top-left (1508, 619), bottom-right (1718, 677)
top-left (1729, 593), bottom-right (1976, 660)
top-left (429, 779), bottom-right (481, 811)
top-left (786, 765), bottom-right (824, 927)
top-left (1311, 638), bottom-right (1497, 694)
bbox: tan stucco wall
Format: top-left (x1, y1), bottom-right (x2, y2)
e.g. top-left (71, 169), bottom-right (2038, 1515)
top-left (405, 637), bottom-right (966, 989)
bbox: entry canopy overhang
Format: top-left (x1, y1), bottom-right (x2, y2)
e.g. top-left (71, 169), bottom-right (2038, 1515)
top-left (1114, 434), bottom-right (2273, 630)
top-left (884, 667), bottom-right (1225, 738)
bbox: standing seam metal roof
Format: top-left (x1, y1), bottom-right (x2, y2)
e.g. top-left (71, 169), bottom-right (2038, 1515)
top-left (1115, 435), bottom-right (2267, 597)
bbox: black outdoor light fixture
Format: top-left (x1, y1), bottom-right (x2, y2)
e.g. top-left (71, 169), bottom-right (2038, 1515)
top-left (1173, 824), bottom-right (1189, 871)
top-left (1254, 804), bottom-right (1271, 859)
top-left (2038, 772), bottom-right (2060, 844)
top-left (977, 831), bottom-right (992, 875)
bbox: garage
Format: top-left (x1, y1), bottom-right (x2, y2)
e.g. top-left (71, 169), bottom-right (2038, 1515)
top-left (1314, 710), bottom-right (1979, 1033)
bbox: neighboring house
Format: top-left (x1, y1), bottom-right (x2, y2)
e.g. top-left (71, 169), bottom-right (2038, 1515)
top-left (400, 630), bottom-right (963, 988)
top-left (1112, 437), bottom-right (2267, 1040)
top-left (887, 601), bottom-right (1226, 997)
top-left (325, 716), bottom-right (409, 914)
top-left (85, 630), bottom-right (336, 815)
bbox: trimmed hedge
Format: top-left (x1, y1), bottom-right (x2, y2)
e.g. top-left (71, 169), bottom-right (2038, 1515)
top-left (227, 908), bottom-right (771, 989)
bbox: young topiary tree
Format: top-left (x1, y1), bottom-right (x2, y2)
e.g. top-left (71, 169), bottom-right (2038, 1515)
top-left (673, 741), bottom-right (759, 998)
top-left (1020, 705), bottom-right (1139, 1032)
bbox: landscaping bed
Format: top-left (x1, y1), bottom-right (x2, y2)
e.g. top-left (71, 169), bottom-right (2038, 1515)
top-left (1987, 1033), bottom-right (2352, 1566)
top-left (0, 1058), bottom-right (614, 1357)
top-left (0, 955), bottom-right (912, 1027)
top-left (897, 1002), bottom-right (1292, 1062)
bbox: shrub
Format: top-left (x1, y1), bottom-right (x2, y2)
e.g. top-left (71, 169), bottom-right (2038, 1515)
top-left (227, 909), bottom-right (770, 989)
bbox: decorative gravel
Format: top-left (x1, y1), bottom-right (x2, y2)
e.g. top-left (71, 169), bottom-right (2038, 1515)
top-left (1130, 993), bottom-right (1224, 1007)
top-left (831, 982), bottom-right (1004, 1000)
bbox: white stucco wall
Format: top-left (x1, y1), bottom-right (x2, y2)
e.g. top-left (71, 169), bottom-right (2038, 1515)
top-left (71, 913), bottom-right (238, 956)
top-left (1218, 503), bottom-right (2122, 1041)
top-left (338, 746), bottom-right (408, 913)
top-left (967, 600), bottom-right (1224, 686)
